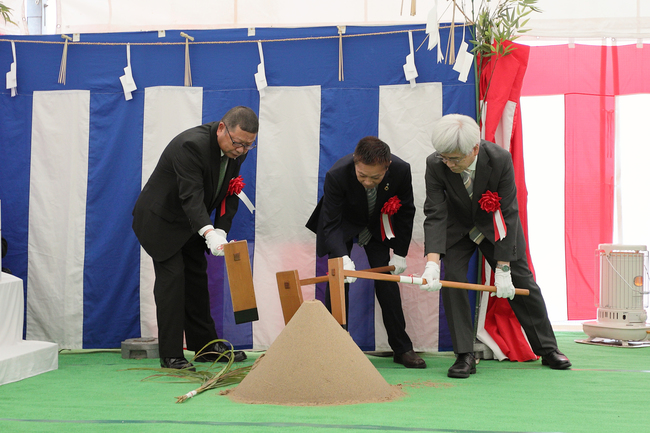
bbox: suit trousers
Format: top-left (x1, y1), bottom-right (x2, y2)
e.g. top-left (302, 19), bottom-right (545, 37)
top-left (152, 234), bottom-right (219, 358)
top-left (325, 238), bottom-right (413, 355)
top-left (441, 235), bottom-right (558, 356)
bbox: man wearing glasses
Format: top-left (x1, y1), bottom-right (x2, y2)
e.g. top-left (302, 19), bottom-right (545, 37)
top-left (420, 113), bottom-right (571, 378)
top-left (132, 106), bottom-right (258, 370)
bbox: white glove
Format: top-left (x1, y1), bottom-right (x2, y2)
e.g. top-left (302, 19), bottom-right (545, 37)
top-left (342, 255), bottom-right (357, 284)
top-left (389, 254), bottom-right (407, 275)
top-left (493, 267), bottom-right (516, 300)
top-left (205, 228), bottom-right (228, 256)
top-left (420, 261), bottom-right (443, 292)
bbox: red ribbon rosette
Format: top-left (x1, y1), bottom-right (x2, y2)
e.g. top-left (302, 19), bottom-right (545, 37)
top-left (227, 175), bottom-right (245, 196)
top-left (220, 176), bottom-right (246, 216)
top-left (380, 196), bottom-right (401, 240)
top-left (478, 191), bottom-right (507, 241)
top-left (478, 190), bottom-right (501, 213)
top-left (380, 196), bottom-right (402, 215)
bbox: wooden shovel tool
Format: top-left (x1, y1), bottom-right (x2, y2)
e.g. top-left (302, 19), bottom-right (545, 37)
top-left (223, 240), bottom-right (259, 324)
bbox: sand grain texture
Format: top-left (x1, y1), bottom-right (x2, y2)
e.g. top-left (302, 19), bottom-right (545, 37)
top-left (227, 300), bottom-right (405, 406)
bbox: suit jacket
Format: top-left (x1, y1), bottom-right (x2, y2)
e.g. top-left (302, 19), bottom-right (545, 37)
top-left (132, 122), bottom-right (247, 262)
top-left (423, 140), bottom-right (524, 262)
top-left (306, 154), bottom-right (415, 258)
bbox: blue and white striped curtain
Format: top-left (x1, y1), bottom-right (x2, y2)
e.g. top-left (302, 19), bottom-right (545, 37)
top-left (0, 25), bottom-right (476, 352)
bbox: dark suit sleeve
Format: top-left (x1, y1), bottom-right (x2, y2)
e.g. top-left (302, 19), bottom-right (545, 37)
top-left (423, 153), bottom-right (449, 256)
top-left (488, 151), bottom-right (520, 260)
top-left (386, 162), bottom-right (415, 257)
top-left (319, 170), bottom-right (353, 258)
top-left (172, 140), bottom-right (213, 233)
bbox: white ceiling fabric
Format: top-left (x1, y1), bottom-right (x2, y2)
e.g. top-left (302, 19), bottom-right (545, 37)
top-left (2, 0), bottom-right (650, 43)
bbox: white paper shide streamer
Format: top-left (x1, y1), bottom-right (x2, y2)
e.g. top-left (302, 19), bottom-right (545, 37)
top-left (5, 41), bottom-right (17, 97)
top-left (255, 41), bottom-right (268, 97)
top-left (119, 44), bottom-right (137, 100)
top-left (402, 31), bottom-right (418, 88)
top-left (452, 23), bottom-right (474, 83)
top-left (425, 2), bottom-right (444, 63)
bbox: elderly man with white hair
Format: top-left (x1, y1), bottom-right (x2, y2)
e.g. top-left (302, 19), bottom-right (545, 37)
top-left (420, 113), bottom-right (571, 378)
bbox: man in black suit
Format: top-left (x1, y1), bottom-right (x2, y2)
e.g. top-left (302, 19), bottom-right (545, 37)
top-left (420, 113), bottom-right (571, 378)
top-left (132, 106), bottom-right (258, 370)
top-left (307, 136), bottom-right (425, 368)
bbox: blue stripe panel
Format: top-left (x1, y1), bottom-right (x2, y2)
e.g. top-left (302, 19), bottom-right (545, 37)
top-left (0, 94), bottom-right (32, 282)
top-left (207, 254), bottom-right (226, 342)
top-left (437, 251), bottom-right (479, 352)
top-left (83, 92), bottom-right (144, 348)
top-left (318, 88), bottom-right (380, 194)
top-left (0, 93), bottom-right (33, 337)
top-left (317, 87), bottom-right (380, 349)
top-left (203, 89), bottom-right (260, 243)
top-left (348, 245), bottom-right (376, 351)
top-left (203, 90), bottom-right (259, 350)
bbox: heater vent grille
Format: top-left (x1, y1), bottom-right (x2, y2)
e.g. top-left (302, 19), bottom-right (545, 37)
top-left (598, 247), bottom-right (648, 311)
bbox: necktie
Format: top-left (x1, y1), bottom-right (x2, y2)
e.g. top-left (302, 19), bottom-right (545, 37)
top-left (461, 169), bottom-right (473, 199)
top-left (216, 155), bottom-right (229, 196)
top-left (462, 169), bottom-right (485, 244)
top-left (358, 187), bottom-right (377, 246)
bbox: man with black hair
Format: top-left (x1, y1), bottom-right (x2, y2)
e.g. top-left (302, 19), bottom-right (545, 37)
top-left (307, 136), bottom-right (425, 368)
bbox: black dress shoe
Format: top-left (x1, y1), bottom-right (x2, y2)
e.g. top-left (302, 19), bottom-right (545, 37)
top-left (393, 350), bottom-right (426, 368)
top-left (541, 349), bottom-right (572, 369)
top-left (448, 353), bottom-right (476, 378)
top-left (194, 341), bottom-right (247, 363)
top-left (160, 357), bottom-right (195, 371)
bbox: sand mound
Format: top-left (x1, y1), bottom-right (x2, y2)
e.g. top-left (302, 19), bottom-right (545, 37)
top-left (226, 300), bottom-right (405, 406)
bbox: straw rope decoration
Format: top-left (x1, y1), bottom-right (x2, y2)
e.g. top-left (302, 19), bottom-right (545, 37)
top-left (1, 25), bottom-right (470, 88)
top-left (0, 26), bottom-right (467, 48)
top-left (180, 32), bottom-right (193, 87)
top-left (58, 34), bottom-right (72, 85)
top-left (447, 2), bottom-right (456, 65)
top-left (337, 26), bottom-right (345, 81)
top-left (127, 339), bottom-right (257, 403)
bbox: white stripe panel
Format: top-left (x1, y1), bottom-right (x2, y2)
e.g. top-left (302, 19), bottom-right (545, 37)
top-left (139, 86), bottom-right (203, 338)
top-left (252, 86), bottom-right (321, 349)
top-left (377, 82), bottom-right (443, 352)
top-left (26, 90), bottom-right (90, 348)
top-left (494, 100), bottom-right (517, 152)
top-left (521, 95), bottom-right (567, 322)
top-left (615, 94), bottom-right (650, 250)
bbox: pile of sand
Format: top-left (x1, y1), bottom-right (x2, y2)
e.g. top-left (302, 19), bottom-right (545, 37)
top-left (225, 300), bottom-right (405, 406)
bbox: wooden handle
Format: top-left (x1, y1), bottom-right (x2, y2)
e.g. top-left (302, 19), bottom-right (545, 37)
top-left (343, 270), bottom-right (530, 296)
top-left (440, 280), bottom-right (529, 296)
top-left (299, 265), bottom-right (395, 286)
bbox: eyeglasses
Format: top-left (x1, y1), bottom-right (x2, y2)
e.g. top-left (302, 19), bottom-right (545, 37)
top-left (435, 154), bottom-right (466, 164)
top-left (224, 124), bottom-right (256, 151)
